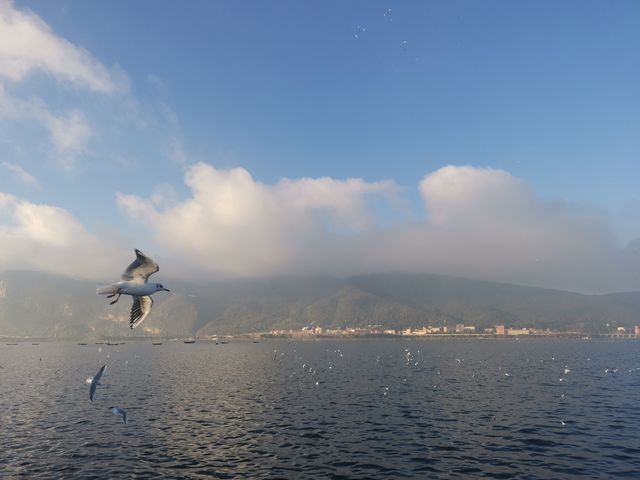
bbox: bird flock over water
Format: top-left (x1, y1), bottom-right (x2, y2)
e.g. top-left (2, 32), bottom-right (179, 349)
top-left (268, 341), bottom-right (640, 433)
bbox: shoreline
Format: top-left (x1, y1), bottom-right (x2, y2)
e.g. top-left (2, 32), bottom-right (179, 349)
top-left (1, 333), bottom-right (639, 343)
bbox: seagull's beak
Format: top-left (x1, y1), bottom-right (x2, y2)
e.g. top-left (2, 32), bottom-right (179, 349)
top-left (162, 288), bottom-right (170, 292)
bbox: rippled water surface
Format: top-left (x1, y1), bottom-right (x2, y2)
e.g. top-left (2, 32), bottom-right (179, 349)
top-left (1, 339), bottom-right (639, 478)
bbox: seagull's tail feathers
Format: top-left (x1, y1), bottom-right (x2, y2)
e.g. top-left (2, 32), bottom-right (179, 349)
top-left (96, 284), bottom-right (118, 295)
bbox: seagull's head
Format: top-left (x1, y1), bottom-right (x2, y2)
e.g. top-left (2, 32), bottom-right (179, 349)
top-left (155, 283), bottom-right (170, 292)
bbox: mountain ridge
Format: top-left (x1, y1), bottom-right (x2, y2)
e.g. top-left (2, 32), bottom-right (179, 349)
top-left (1, 270), bottom-right (638, 338)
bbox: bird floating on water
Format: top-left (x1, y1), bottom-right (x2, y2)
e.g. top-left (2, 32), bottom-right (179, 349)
top-left (89, 365), bottom-right (106, 402)
top-left (110, 406), bottom-right (128, 424)
top-left (97, 249), bottom-right (170, 329)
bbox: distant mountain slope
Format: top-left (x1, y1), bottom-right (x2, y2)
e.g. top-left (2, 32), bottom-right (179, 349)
top-left (1, 270), bottom-right (639, 338)
top-left (349, 274), bottom-right (638, 332)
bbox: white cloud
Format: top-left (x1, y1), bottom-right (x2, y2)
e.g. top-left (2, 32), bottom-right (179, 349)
top-left (45, 109), bottom-right (91, 165)
top-left (360, 165), bottom-right (627, 292)
top-left (0, 161), bottom-right (633, 293)
top-left (117, 163), bottom-right (639, 293)
top-left (117, 163), bottom-right (398, 276)
top-left (276, 176), bottom-right (398, 229)
top-left (1, 161), bottom-right (39, 187)
top-left (0, 85), bottom-right (92, 168)
top-left (419, 166), bottom-right (532, 228)
top-left (0, 0), bottom-right (120, 93)
top-left (0, 191), bottom-right (126, 278)
top-left (0, 1), bottom-right (134, 169)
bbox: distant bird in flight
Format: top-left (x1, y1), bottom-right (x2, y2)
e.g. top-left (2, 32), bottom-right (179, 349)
top-left (110, 406), bottom-right (128, 424)
top-left (97, 249), bottom-right (170, 329)
top-left (89, 364), bottom-right (106, 402)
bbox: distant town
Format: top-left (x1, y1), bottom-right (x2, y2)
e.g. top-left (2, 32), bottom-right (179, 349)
top-left (257, 323), bottom-right (640, 340)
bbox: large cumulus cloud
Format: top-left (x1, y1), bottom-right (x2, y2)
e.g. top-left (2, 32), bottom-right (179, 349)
top-left (117, 163), bottom-right (640, 293)
top-left (117, 163), bottom-right (398, 277)
top-left (359, 166), bottom-right (636, 292)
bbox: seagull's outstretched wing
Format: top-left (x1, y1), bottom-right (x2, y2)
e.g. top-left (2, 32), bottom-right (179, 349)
top-left (89, 365), bottom-right (106, 402)
top-left (130, 295), bottom-right (153, 329)
top-left (121, 249), bottom-right (159, 284)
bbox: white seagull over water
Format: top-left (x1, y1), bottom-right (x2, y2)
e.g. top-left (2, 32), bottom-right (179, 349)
top-left (89, 365), bottom-right (106, 402)
top-left (110, 406), bottom-right (128, 424)
top-left (97, 249), bottom-right (170, 329)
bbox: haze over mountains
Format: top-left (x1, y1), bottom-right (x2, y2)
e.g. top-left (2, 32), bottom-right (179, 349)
top-left (1, 270), bottom-right (639, 339)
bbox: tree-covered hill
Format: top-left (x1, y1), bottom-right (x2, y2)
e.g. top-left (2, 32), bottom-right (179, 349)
top-left (1, 270), bottom-right (638, 338)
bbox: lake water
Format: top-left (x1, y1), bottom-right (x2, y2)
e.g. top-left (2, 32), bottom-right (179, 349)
top-left (1, 339), bottom-right (639, 479)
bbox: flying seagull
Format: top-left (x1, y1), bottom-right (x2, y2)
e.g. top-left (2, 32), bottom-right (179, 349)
top-left (110, 406), bottom-right (128, 424)
top-left (89, 365), bottom-right (107, 403)
top-left (97, 249), bottom-right (170, 329)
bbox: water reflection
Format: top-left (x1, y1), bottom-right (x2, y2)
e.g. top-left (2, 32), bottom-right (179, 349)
top-left (1, 339), bottom-right (639, 478)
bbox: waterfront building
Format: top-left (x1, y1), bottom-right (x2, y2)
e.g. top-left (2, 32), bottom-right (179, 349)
top-left (507, 328), bottom-right (530, 336)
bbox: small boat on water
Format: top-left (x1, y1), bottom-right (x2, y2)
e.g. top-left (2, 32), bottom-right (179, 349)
top-left (32, 343), bottom-right (40, 345)
top-left (5, 343), bottom-right (18, 346)
top-left (95, 342), bottom-right (104, 345)
top-left (77, 343), bottom-right (87, 346)
top-left (152, 342), bottom-right (163, 345)
top-left (106, 342), bottom-right (119, 346)
top-left (252, 340), bottom-right (260, 343)
top-left (220, 341), bottom-right (228, 344)
top-left (183, 339), bottom-right (196, 344)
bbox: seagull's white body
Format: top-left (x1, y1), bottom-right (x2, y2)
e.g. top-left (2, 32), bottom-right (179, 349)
top-left (107, 281), bottom-right (165, 297)
top-left (97, 249), bottom-right (169, 329)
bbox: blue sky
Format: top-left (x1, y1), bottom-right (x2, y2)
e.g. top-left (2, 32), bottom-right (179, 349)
top-left (0, 0), bottom-right (639, 292)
